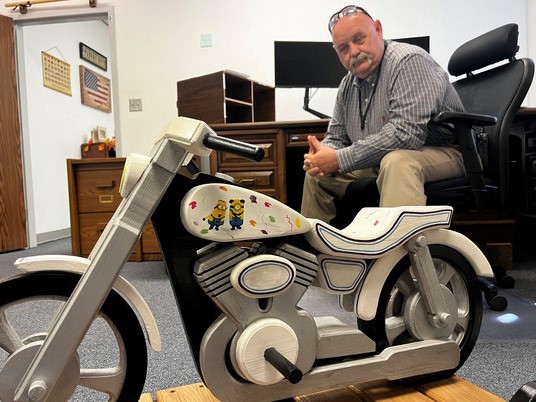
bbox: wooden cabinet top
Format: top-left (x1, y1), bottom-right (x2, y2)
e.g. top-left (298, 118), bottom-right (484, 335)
top-left (210, 119), bottom-right (330, 132)
top-left (67, 157), bottom-right (126, 165)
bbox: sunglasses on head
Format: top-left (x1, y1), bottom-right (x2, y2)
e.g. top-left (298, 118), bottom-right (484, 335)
top-left (328, 5), bottom-right (373, 33)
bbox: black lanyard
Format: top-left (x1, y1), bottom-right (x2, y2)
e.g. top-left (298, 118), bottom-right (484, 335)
top-left (358, 43), bottom-right (386, 131)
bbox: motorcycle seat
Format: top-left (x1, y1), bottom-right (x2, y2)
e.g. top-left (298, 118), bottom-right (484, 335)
top-left (305, 206), bottom-right (453, 257)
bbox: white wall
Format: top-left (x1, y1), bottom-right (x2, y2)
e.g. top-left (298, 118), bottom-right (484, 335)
top-left (110, 0), bottom-right (531, 156)
top-left (18, 19), bottom-right (113, 239)
top-left (1, 0), bottom-right (533, 241)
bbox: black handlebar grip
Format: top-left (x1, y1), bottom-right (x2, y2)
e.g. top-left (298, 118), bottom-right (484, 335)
top-left (203, 133), bottom-right (265, 162)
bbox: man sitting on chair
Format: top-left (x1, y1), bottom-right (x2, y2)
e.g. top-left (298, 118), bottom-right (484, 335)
top-left (301, 5), bottom-right (466, 223)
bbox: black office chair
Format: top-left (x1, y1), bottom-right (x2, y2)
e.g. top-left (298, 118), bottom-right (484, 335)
top-left (332, 24), bottom-right (534, 311)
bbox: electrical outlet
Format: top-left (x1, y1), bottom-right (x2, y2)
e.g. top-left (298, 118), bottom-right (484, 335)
top-left (129, 98), bottom-right (143, 112)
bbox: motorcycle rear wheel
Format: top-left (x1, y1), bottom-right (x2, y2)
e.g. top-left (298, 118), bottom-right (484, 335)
top-left (0, 271), bottom-right (147, 402)
top-left (358, 244), bottom-right (483, 375)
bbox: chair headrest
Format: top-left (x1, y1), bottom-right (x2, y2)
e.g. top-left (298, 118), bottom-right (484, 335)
top-left (448, 23), bottom-right (519, 77)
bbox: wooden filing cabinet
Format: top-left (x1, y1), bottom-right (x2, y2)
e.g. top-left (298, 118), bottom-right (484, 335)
top-left (67, 158), bottom-right (161, 261)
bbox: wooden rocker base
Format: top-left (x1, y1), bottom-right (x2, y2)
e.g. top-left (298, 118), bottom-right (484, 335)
top-left (139, 375), bottom-right (505, 401)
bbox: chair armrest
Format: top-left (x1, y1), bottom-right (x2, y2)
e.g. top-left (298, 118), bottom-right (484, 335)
top-left (431, 111), bottom-right (497, 126)
top-left (431, 111), bottom-right (496, 210)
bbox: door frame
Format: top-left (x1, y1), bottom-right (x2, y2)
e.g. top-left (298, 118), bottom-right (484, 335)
top-left (12, 6), bottom-right (120, 247)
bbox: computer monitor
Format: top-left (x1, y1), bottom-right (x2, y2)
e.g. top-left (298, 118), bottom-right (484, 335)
top-left (274, 36), bottom-right (430, 89)
top-left (274, 37), bottom-right (430, 118)
top-left (274, 41), bottom-right (346, 88)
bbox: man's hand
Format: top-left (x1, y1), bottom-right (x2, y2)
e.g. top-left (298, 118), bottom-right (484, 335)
top-left (303, 135), bottom-right (339, 177)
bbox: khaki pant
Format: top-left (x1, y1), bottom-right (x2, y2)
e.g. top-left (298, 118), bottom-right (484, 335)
top-left (300, 146), bottom-right (466, 223)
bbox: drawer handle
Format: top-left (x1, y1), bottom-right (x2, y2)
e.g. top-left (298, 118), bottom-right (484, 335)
top-left (235, 178), bottom-right (260, 186)
top-left (99, 195), bottom-right (114, 204)
top-left (289, 134), bottom-right (323, 142)
top-left (95, 179), bottom-right (116, 189)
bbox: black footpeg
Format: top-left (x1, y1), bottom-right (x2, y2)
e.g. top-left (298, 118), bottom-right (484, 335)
top-left (264, 347), bottom-right (302, 384)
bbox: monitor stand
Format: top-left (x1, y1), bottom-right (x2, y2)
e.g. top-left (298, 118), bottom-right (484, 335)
top-left (303, 87), bottom-right (330, 119)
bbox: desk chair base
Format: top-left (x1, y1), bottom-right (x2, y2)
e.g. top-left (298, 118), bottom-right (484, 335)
top-left (510, 380), bottom-right (536, 402)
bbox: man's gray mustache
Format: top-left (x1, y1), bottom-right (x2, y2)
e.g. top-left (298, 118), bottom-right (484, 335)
top-left (351, 53), bottom-right (370, 67)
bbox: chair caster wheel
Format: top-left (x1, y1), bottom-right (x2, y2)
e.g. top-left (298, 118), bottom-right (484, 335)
top-left (478, 276), bottom-right (508, 311)
top-left (496, 272), bottom-right (515, 289)
top-left (485, 294), bottom-right (508, 311)
top-left (509, 380), bottom-right (536, 402)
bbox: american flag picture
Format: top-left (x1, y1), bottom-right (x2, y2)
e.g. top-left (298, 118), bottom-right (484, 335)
top-left (79, 65), bottom-right (111, 113)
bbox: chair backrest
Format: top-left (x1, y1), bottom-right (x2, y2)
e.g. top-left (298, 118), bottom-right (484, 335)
top-left (447, 23), bottom-right (534, 215)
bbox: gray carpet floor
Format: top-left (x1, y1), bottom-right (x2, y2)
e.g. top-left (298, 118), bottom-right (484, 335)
top-left (0, 238), bottom-right (535, 401)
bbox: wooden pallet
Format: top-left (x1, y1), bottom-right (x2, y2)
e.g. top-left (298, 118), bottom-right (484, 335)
top-left (138, 376), bottom-right (505, 401)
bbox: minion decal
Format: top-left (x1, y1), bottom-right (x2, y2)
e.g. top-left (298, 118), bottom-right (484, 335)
top-left (229, 199), bottom-right (245, 230)
top-left (181, 183), bottom-right (312, 241)
top-left (203, 199), bottom-right (227, 230)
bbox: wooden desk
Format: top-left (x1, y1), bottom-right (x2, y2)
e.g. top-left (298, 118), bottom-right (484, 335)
top-left (210, 119), bottom-right (329, 211)
top-left (210, 119), bottom-right (516, 270)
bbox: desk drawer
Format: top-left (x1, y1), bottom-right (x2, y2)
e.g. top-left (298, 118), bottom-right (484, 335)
top-left (77, 169), bottom-right (123, 213)
top-left (223, 170), bottom-right (276, 192)
top-left (217, 132), bottom-right (278, 167)
top-left (79, 212), bottom-right (144, 261)
top-left (525, 131), bottom-right (536, 152)
top-left (286, 130), bottom-right (324, 147)
top-left (141, 221), bottom-right (161, 254)
top-left (527, 155), bottom-right (536, 177)
top-left (219, 141), bottom-right (275, 166)
top-left (79, 212), bottom-right (117, 255)
top-left (528, 178), bottom-right (536, 210)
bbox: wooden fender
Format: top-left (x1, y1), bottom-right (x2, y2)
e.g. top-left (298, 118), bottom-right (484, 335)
top-left (13, 255), bottom-right (162, 351)
top-left (356, 228), bottom-right (493, 321)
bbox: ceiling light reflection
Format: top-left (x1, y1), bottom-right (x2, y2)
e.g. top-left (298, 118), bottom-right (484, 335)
top-left (496, 313), bottom-right (519, 324)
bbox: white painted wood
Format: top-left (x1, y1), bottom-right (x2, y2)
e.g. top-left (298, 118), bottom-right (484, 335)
top-left (181, 183), bottom-right (311, 242)
top-left (355, 229), bottom-right (495, 321)
top-left (230, 254), bottom-right (296, 298)
top-left (317, 255), bottom-right (366, 294)
top-left (13, 255), bottom-right (162, 351)
top-left (235, 318), bottom-right (299, 385)
top-left (201, 315), bottom-right (460, 402)
top-left (305, 206), bottom-right (453, 256)
top-left (119, 153), bottom-right (151, 197)
top-left (315, 316), bottom-right (375, 359)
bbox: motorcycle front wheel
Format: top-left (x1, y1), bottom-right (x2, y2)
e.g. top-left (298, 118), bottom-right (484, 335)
top-left (359, 244), bottom-right (483, 375)
top-left (0, 271), bottom-right (147, 402)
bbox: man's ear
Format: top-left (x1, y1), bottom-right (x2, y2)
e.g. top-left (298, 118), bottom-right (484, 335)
top-left (374, 19), bottom-right (383, 39)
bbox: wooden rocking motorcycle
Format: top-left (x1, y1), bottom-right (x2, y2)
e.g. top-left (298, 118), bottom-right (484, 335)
top-left (0, 117), bottom-right (493, 401)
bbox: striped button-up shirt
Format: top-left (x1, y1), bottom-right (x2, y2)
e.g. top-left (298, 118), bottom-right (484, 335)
top-left (323, 40), bottom-right (465, 173)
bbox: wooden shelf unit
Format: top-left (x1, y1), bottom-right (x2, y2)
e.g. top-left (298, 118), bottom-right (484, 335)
top-left (67, 158), bottom-right (161, 261)
top-left (177, 70), bottom-right (275, 124)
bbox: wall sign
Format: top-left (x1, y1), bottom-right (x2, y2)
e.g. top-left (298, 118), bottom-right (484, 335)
top-left (79, 42), bottom-right (107, 71)
top-left (42, 51), bottom-right (72, 96)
